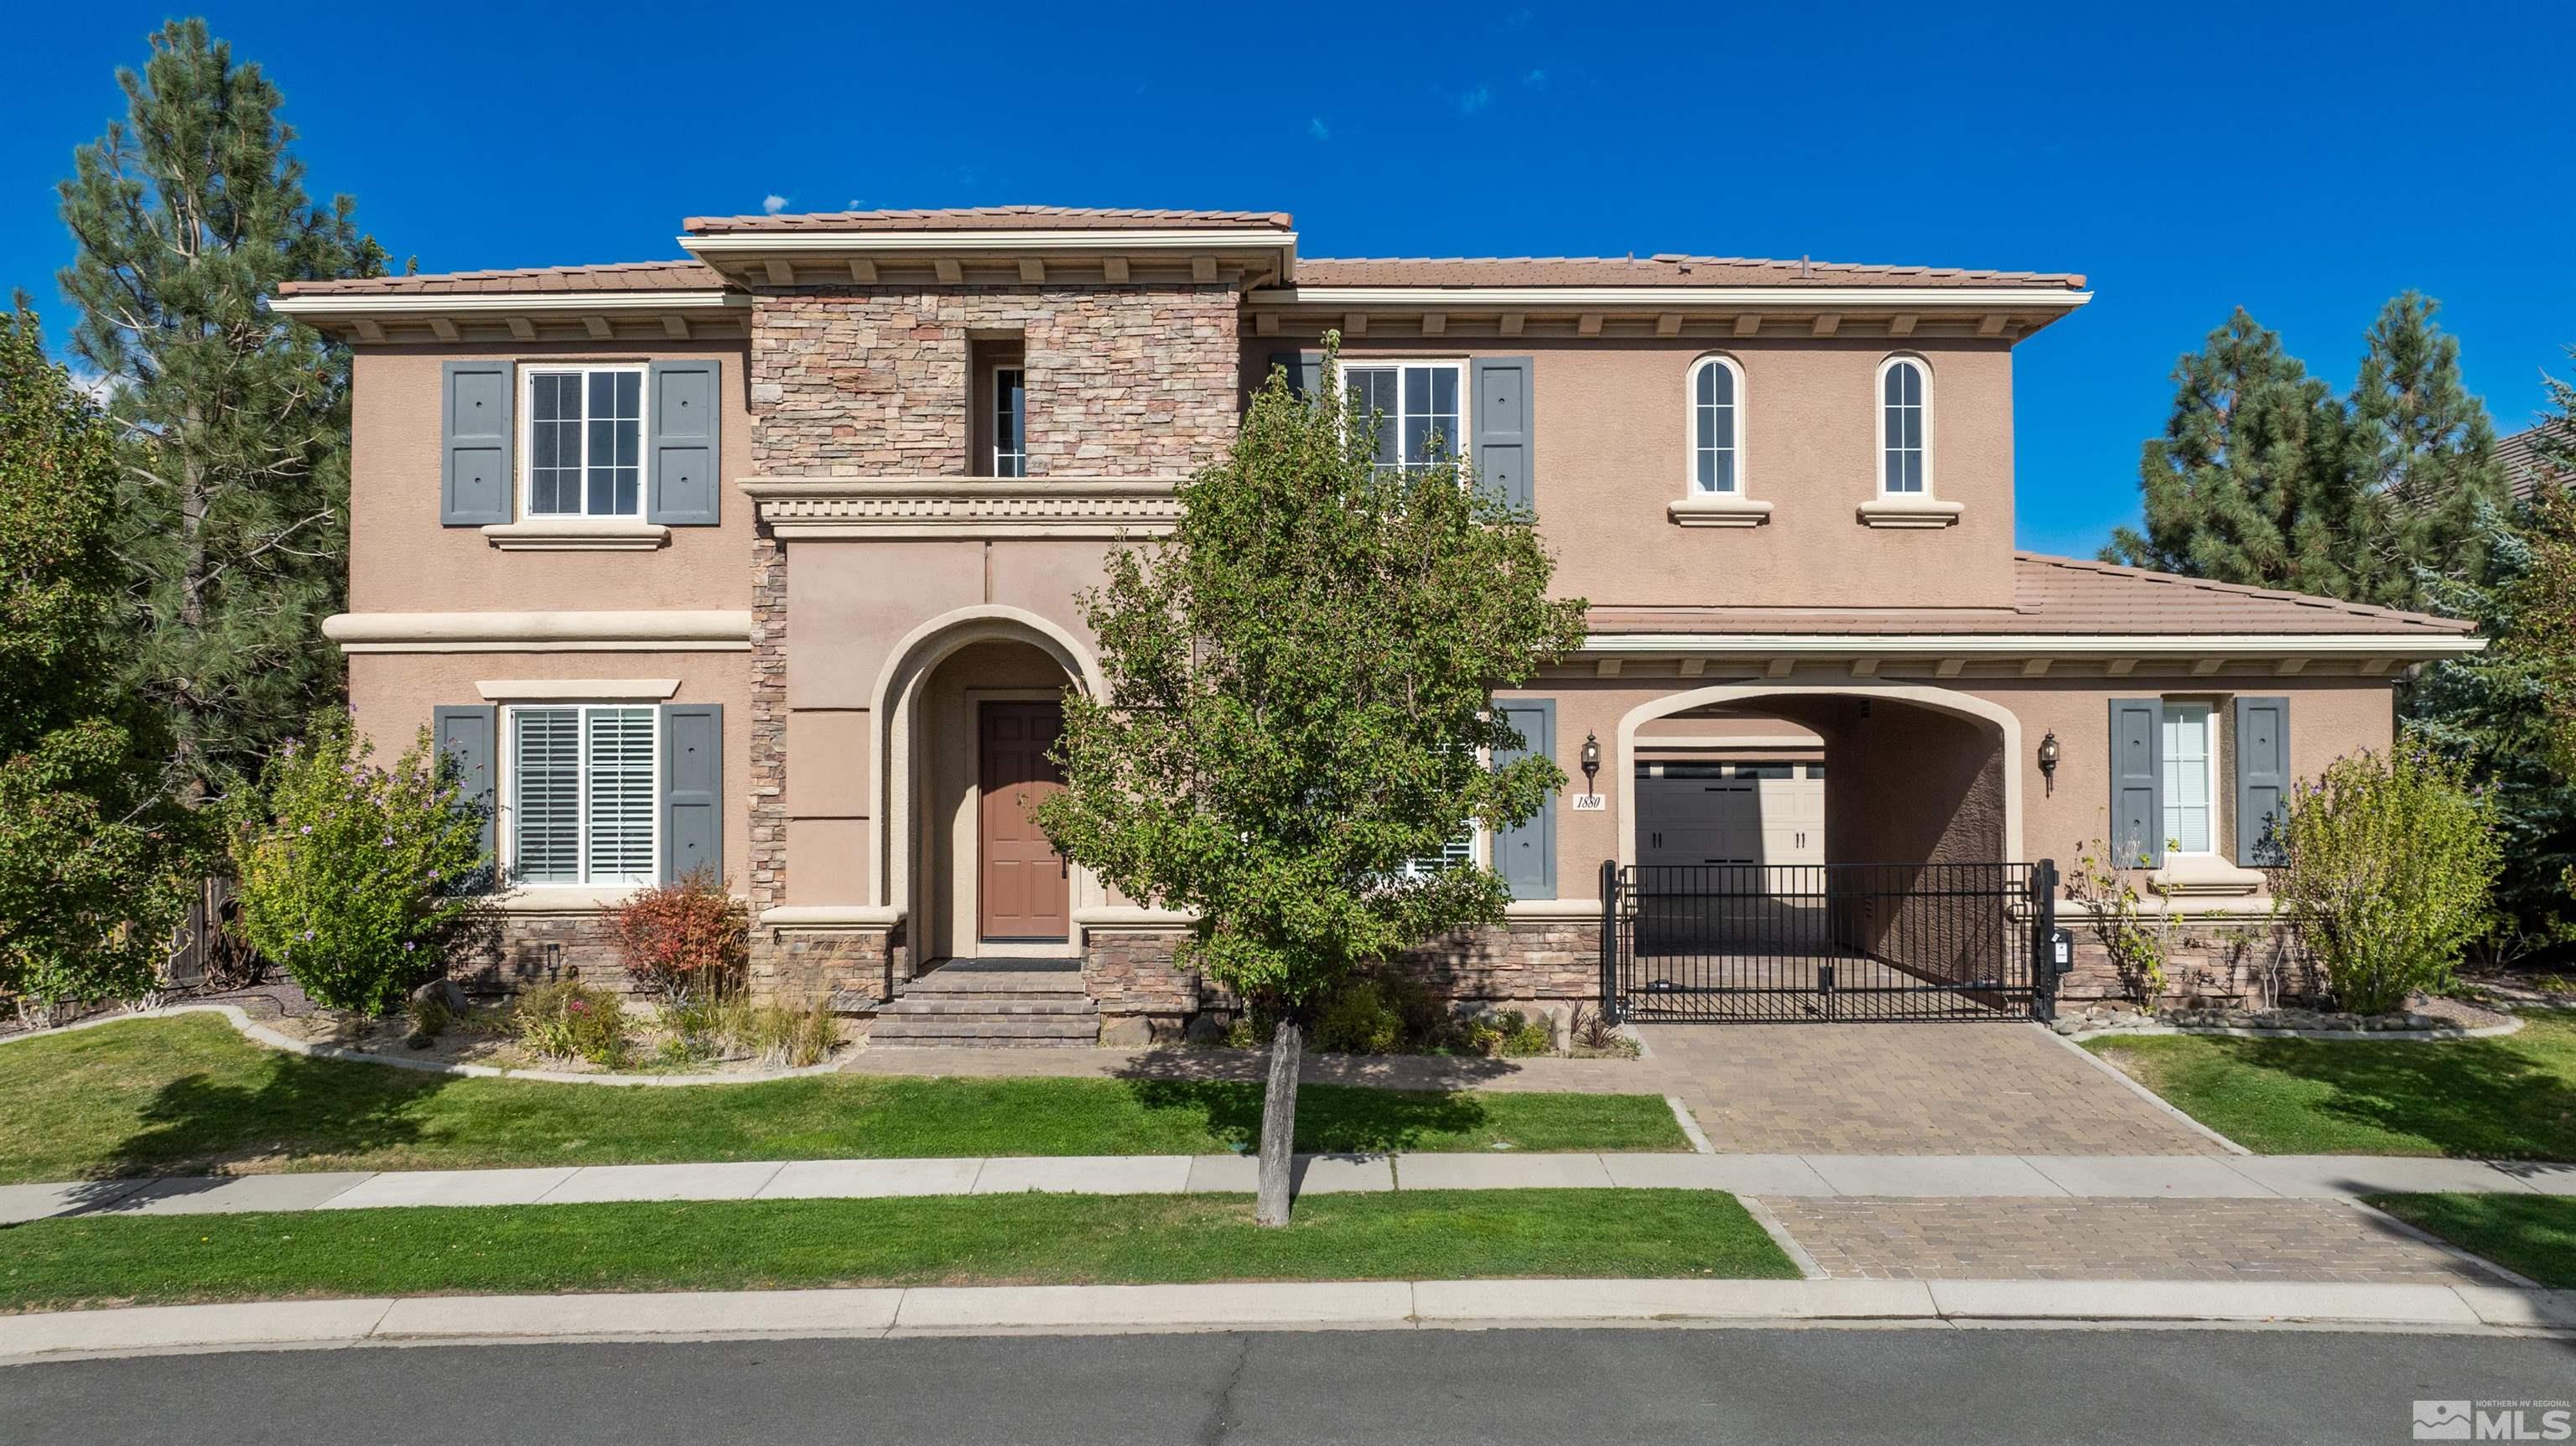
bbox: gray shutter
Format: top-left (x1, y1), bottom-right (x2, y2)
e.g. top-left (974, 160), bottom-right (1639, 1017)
top-left (440, 362), bottom-right (512, 526)
top-left (647, 360), bottom-right (722, 526)
top-left (2108, 698), bottom-right (2164, 869)
top-left (1493, 698), bottom-right (1557, 899)
top-left (661, 702), bottom-right (723, 883)
top-left (1470, 356), bottom-right (1535, 512)
top-left (2233, 696), bottom-right (2291, 867)
top-left (1268, 350), bottom-right (1323, 402)
top-left (432, 705), bottom-right (497, 863)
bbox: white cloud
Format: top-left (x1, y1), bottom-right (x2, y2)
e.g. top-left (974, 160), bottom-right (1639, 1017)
top-left (1523, 68), bottom-right (1548, 89)
top-left (1308, 117), bottom-right (1331, 141)
top-left (761, 194), bottom-right (790, 215)
top-left (1457, 85), bottom-right (1492, 115)
top-left (844, 198), bottom-right (865, 210)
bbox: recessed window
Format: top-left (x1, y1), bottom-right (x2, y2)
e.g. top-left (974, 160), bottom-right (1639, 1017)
top-left (1878, 357), bottom-right (1929, 495)
top-left (1343, 362), bottom-right (1464, 472)
top-left (2159, 702), bottom-right (2215, 855)
top-left (509, 704), bottom-right (658, 887)
top-left (524, 366), bottom-right (645, 518)
top-left (992, 366), bottom-right (1027, 478)
top-left (1689, 356), bottom-right (1745, 495)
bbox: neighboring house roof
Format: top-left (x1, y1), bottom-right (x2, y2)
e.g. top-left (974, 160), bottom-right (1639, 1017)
top-left (1293, 255), bottom-right (2085, 291)
top-left (2497, 420), bottom-right (2576, 501)
top-left (1586, 553), bottom-right (2476, 639)
top-left (683, 205), bottom-right (1296, 235)
top-left (277, 260), bottom-right (722, 298)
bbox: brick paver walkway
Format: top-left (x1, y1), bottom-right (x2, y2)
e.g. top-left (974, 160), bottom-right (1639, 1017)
top-left (1764, 1198), bottom-right (2511, 1284)
top-left (1640, 1024), bottom-right (2226, 1156)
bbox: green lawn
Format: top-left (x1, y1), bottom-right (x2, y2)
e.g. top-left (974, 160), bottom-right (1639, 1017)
top-left (2085, 1013), bottom-right (2576, 1158)
top-left (0, 1189), bottom-right (1794, 1312)
top-left (0, 1016), bottom-right (1684, 1184)
top-left (2368, 1194), bottom-right (2576, 1288)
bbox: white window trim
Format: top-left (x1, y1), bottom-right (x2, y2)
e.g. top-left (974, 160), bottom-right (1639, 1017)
top-left (1873, 354), bottom-right (1934, 499)
top-left (518, 363), bottom-right (651, 521)
top-left (991, 365), bottom-right (1026, 479)
top-left (2158, 700), bottom-right (2221, 858)
top-left (501, 701), bottom-right (662, 890)
top-left (1684, 354), bottom-right (1749, 498)
top-left (1332, 357), bottom-right (1471, 471)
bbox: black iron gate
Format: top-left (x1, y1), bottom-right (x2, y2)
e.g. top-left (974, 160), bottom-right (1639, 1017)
top-left (1597, 859), bottom-right (2059, 1024)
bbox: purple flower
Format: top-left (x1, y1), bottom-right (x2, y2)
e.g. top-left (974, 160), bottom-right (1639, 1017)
top-left (299, 825), bottom-right (313, 836)
top-left (382, 836), bottom-right (395, 847)
top-left (402, 941), bottom-right (417, 952)
top-left (299, 930), bottom-right (315, 941)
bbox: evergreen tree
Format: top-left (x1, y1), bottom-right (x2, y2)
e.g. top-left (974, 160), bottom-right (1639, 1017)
top-left (1034, 343), bottom-right (1588, 1223)
top-left (0, 309), bottom-right (196, 1017)
top-left (56, 18), bottom-right (387, 801)
top-left (2345, 292), bottom-right (2511, 608)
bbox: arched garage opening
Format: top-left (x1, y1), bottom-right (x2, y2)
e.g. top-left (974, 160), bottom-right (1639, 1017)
top-left (1608, 683), bottom-right (2040, 1023)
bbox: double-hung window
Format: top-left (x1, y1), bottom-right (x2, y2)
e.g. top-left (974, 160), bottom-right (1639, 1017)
top-left (1877, 357), bottom-right (1929, 495)
top-left (1343, 362), bottom-right (1464, 473)
top-left (524, 366), bottom-right (646, 518)
top-left (2158, 702), bottom-right (2216, 856)
top-left (1689, 356), bottom-right (1746, 495)
top-left (992, 367), bottom-right (1027, 478)
top-left (509, 705), bottom-right (658, 887)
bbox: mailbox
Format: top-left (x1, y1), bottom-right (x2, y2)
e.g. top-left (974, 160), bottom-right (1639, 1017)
top-left (2049, 928), bottom-right (2075, 975)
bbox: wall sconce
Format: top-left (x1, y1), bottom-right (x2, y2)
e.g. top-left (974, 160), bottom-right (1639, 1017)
top-left (2038, 729), bottom-right (2061, 796)
top-left (1580, 731), bottom-right (1602, 791)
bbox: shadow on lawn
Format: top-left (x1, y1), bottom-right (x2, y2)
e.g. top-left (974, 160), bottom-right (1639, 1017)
top-left (2228, 1034), bottom-right (2576, 1160)
top-left (96, 1050), bottom-right (448, 1179)
top-left (1114, 1075), bottom-right (1493, 1153)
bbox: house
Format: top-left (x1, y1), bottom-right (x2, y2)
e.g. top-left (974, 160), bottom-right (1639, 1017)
top-left (269, 205), bottom-right (2484, 1043)
top-left (2497, 420), bottom-right (2573, 501)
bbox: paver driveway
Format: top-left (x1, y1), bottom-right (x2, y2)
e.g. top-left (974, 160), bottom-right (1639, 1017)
top-left (1638, 1023), bottom-right (2230, 1156)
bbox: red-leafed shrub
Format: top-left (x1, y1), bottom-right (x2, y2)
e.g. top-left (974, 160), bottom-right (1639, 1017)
top-left (608, 868), bottom-right (748, 999)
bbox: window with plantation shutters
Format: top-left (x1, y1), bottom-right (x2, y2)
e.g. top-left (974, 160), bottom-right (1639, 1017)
top-left (508, 705), bottom-right (658, 887)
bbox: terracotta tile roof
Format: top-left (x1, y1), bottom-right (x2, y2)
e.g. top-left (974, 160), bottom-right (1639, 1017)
top-left (276, 260), bottom-right (722, 298)
top-left (1586, 554), bottom-right (2475, 639)
top-left (2497, 420), bottom-right (2575, 501)
top-left (684, 205), bottom-right (1296, 235)
top-left (1295, 255), bottom-right (2085, 291)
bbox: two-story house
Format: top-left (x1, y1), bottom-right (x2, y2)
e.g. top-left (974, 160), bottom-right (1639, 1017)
top-left (271, 205), bottom-right (2481, 1044)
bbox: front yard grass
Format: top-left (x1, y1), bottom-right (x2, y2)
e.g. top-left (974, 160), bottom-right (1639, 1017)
top-left (2367, 1194), bottom-right (2576, 1288)
top-left (0, 1189), bottom-right (1794, 1312)
top-left (0, 1016), bottom-right (1685, 1184)
top-left (2085, 1013), bottom-right (2576, 1158)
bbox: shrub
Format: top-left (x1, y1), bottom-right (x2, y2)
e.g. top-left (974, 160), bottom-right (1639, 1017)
top-left (403, 993), bottom-right (450, 1045)
top-left (1313, 980), bottom-right (1405, 1054)
top-left (230, 710), bottom-right (491, 1016)
top-left (1465, 1010), bottom-right (1554, 1058)
top-left (513, 978), bottom-right (630, 1066)
top-left (2066, 833), bottom-right (2168, 1007)
top-left (2277, 746), bottom-right (2501, 1015)
top-left (736, 999), bottom-right (839, 1068)
top-left (608, 868), bottom-right (748, 1001)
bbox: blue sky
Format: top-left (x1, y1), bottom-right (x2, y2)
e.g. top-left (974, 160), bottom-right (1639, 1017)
top-left (6, 2), bottom-right (2571, 557)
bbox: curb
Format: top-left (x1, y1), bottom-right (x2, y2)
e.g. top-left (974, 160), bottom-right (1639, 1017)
top-left (0, 1005), bottom-right (844, 1088)
top-left (2066, 1018), bottom-right (2525, 1044)
top-left (5, 1279), bottom-right (2572, 1362)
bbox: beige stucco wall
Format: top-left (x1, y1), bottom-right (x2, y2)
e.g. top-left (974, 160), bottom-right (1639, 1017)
top-left (345, 650), bottom-right (754, 896)
top-left (917, 640), bottom-right (1089, 960)
top-left (1249, 337), bottom-right (2018, 611)
top-left (347, 341), bottom-right (756, 614)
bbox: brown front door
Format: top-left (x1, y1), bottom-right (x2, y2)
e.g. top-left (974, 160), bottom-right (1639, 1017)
top-left (978, 700), bottom-right (1071, 942)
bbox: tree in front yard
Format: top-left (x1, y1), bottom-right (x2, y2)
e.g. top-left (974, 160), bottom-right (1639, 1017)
top-left (2275, 746), bottom-right (2501, 1014)
top-left (1035, 342), bottom-right (1587, 1224)
top-left (228, 709), bottom-right (491, 1016)
top-left (56, 18), bottom-right (391, 801)
top-left (0, 309), bottom-right (196, 1020)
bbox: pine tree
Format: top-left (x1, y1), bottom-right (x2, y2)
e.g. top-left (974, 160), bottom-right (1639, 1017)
top-left (55, 19), bottom-right (387, 801)
top-left (2344, 292), bottom-right (2511, 609)
top-left (0, 309), bottom-right (196, 1015)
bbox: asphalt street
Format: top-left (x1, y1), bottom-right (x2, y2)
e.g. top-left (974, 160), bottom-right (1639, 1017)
top-left (11, 1325), bottom-right (2573, 1444)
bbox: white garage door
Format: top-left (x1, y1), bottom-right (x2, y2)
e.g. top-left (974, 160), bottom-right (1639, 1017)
top-left (1636, 763), bottom-right (1823, 868)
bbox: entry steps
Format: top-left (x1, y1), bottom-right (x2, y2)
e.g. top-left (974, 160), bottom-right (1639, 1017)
top-left (866, 956), bottom-right (1098, 1047)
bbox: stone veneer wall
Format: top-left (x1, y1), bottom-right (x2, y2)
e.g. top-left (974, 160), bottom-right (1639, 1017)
top-left (2057, 915), bottom-right (2302, 1010)
top-left (1083, 929), bottom-right (1200, 1044)
top-left (756, 924), bottom-right (906, 1011)
top-left (452, 915), bottom-right (634, 998)
top-left (741, 281), bottom-right (1242, 998)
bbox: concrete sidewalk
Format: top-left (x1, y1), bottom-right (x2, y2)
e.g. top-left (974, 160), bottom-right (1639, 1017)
top-left (6, 1150), bottom-right (2571, 1225)
top-left (5, 1278), bottom-right (2573, 1364)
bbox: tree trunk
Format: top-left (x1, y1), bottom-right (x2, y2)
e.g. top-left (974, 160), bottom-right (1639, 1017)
top-left (1254, 1017), bottom-right (1302, 1226)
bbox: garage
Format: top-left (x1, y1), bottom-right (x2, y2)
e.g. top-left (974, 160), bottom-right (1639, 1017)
top-left (1634, 761), bottom-right (1824, 868)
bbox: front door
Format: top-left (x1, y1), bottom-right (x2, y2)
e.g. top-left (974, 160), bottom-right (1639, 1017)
top-left (978, 700), bottom-right (1070, 942)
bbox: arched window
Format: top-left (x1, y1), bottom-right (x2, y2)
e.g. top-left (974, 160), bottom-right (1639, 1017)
top-left (1689, 355), bottom-right (1746, 495)
top-left (1878, 357), bottom-right (1929, 495)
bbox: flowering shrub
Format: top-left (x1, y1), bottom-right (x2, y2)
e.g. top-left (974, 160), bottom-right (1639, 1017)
top-left (2066, 834), bottom-right (2168, 1007)
top-left (229, 709), bottom-right (491, 1016)
top-left (513, 977), bottom-right (631, 1066)
top-left (2277, 746), bottom-right (2501, 1014)
top-left (608, 868), bottom-right (748, 1000)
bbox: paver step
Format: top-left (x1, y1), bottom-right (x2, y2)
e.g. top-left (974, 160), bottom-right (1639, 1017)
top-left (868, 1017), bottom-right (1102, 1047)
top-left (876, 999), bottom-right (1101, 1018)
